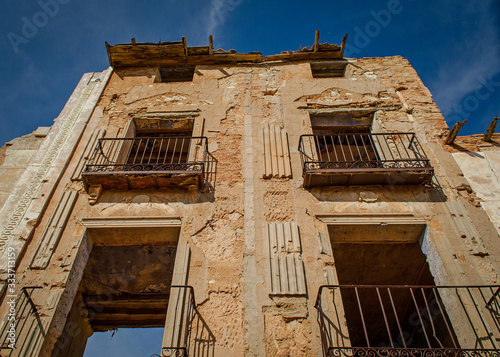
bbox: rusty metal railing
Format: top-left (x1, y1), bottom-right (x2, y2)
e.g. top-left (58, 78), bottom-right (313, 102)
top-left (84, 136), bottom-right (208, 176)
top-left (161, 285), bottom-right (195, 357)
top-left (298, 132), bottom-right (433, 173)
top-left (161, 285), bottom-right (215, 357)
top-left (315, 285), bottom-right (500, 356)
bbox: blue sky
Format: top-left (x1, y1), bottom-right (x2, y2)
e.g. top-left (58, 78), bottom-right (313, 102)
top-left (1, 0), bottom-right (499, 355)
top-left (0, 1), bottom-right (499, 147)
top-left (82, 328), bottom-right (164, 356)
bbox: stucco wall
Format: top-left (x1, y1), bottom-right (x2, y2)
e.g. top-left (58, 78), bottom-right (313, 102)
top-left (1, 56), bottom-right (499, 356)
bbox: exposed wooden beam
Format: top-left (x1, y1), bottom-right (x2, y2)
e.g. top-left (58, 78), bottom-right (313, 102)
top-left (264, 51), bottom-right (342, 62)
top-left (109, 52), bottom-right (263, 67)
top-left (107, 33), bottom-right (347, 67)
top-left (313, 30), bottom-right (320, 52)
top-left (182, 36), bottom-right (187, 57)
top-left (445, 119), bottom-right (467, 145)
top-left (105, 41), bottom-right (113, 67)
top-left (187, 46), bottom-right (210, 56)
top-left (209, 35), bottom-right (214, 55)
top-left (341, 33), bottom-right (348, 58)
top-left (484, 117), bottom-right (498, 141)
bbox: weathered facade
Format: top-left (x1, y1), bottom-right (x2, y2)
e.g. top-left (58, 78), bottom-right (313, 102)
top-left (0, 33), bottom-right (499, 356)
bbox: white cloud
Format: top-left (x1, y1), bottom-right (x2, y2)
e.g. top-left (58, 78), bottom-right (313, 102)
top-left (430, 1), bottom-right (500, 115)
top-left (205, 0), bottom-right (242, 37)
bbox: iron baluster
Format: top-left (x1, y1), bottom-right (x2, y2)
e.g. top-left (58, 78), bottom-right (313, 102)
top-left (376, 287), bottom-right (394, 348)
top-left (315, 285), bottom-right (500, 355)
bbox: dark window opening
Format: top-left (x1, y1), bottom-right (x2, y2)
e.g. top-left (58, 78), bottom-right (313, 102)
top-left (310, 113), bottom-right (379, 164)
top-left (124, 118), bottom-right (194, 167)
top-left (158, 65), bottom-right (195, 82)
top-left (126, 131), bottom-right (193, 166)
top-left (310, 113), bottom-right (373, 134)
top-left (310, 60), bottom-right (348, 78)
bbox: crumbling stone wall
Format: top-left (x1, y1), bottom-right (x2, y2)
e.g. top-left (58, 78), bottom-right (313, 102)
top-left (0, 55), bottom-right (499, 356)
top-left (0, 130), bottom-right (48, 207)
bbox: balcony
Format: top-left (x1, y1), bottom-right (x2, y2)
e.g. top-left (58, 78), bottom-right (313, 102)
top-left (82, 136), bottom-right (209, 190)
top-left (298, 133), bottom-right (434, 187)
top-left (316, 284), bottom-right (500, 357)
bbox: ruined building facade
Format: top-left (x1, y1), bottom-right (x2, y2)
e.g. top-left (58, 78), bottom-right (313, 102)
top-left (0, 34), bottom-right (499, 356)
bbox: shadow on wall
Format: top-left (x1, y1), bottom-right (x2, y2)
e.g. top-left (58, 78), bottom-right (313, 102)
top-left (188, 309), bottom-right (216, 357)
top-left (308, 184), bottom-right (447, 204)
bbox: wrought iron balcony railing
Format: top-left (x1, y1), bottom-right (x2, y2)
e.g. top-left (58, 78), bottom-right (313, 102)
top-left (298, 133), bottom-right (434, 187)
top-left (161, 285), bottom-right (214, 357)
top-left (82, 136), bottom-right (209, 190)
top-left (315, 285), bottom-right (500, 357)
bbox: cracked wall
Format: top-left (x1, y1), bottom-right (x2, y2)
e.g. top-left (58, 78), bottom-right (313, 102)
top-left (0, 55), bottom-right (499, 356)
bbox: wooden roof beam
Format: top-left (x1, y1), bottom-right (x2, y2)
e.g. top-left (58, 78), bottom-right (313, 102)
top-left (313, 30), bottom-right (320, 52)
top-left (341, 33), bottom-right (348, 58)
top-left (209, 35), bottom-right (214, 55)
top-left (182, 36), bottom-right (188, 57)
top-left (265, 51), bottom-right (343, 62)
top-left (445, 119), bottom-right (467, 145)
top-left (105, 41), bottom-right (113, 67)
top-left (484, 117), bottom-right (498, 142)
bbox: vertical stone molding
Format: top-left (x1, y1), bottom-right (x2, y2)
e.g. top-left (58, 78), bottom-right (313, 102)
top-left (262, 124), bottom-right (292, 179)
top-left (266, 222), bottom-right (306, 295)
top-left (0, 68), bottom-right (112, 259)
top-left (31, 191), bottom-right (78, 269)
top-left (0, 287), bottom-right (50, 356)
top-left (317, 231), bottom-right (332, 256)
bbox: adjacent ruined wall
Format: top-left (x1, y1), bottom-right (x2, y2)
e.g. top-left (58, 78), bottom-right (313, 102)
top-left (450, 134), bottom-right (500, 237)
top-left (0, 128), bottom-right (50, 207)
top-left (0, 55), bottom-right (499, 356)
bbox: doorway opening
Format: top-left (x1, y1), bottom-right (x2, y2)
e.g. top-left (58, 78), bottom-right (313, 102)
top-left (51, 225), bottom-right (181, 357)
top-left (328, 223), bottom-right (458, 349)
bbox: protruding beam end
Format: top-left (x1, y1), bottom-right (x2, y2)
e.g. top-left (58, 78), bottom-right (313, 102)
top-left (484, 117), bottom-right (498, 142)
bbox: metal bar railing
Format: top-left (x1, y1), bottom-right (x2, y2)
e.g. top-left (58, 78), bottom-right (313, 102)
top-left (84, 136), bottom-right (209, 177)
top-left (315, 285), bottom-right (500, 356)
top-left (486, 287), bottom-right (500, 326)
top-left (161, 285), bottom-right (215, 357)
top-left (298, 133), bottom-right (433, 173)
top-left (0, 287), bottom-right (45, 357)
top-left (162, 285), bottom-right (195, 357)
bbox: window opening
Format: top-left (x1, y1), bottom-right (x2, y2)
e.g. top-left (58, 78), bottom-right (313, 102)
top-left (126, 130), bottom-right (194, 167)
top-left (310, 113), bottom-right (380, 166)
top-left (157, 65), bottom-right (195, 83)
top-left (122, 118), bottom-right (194, 168)
top-left (310, 60), bottom-right (348, 78)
